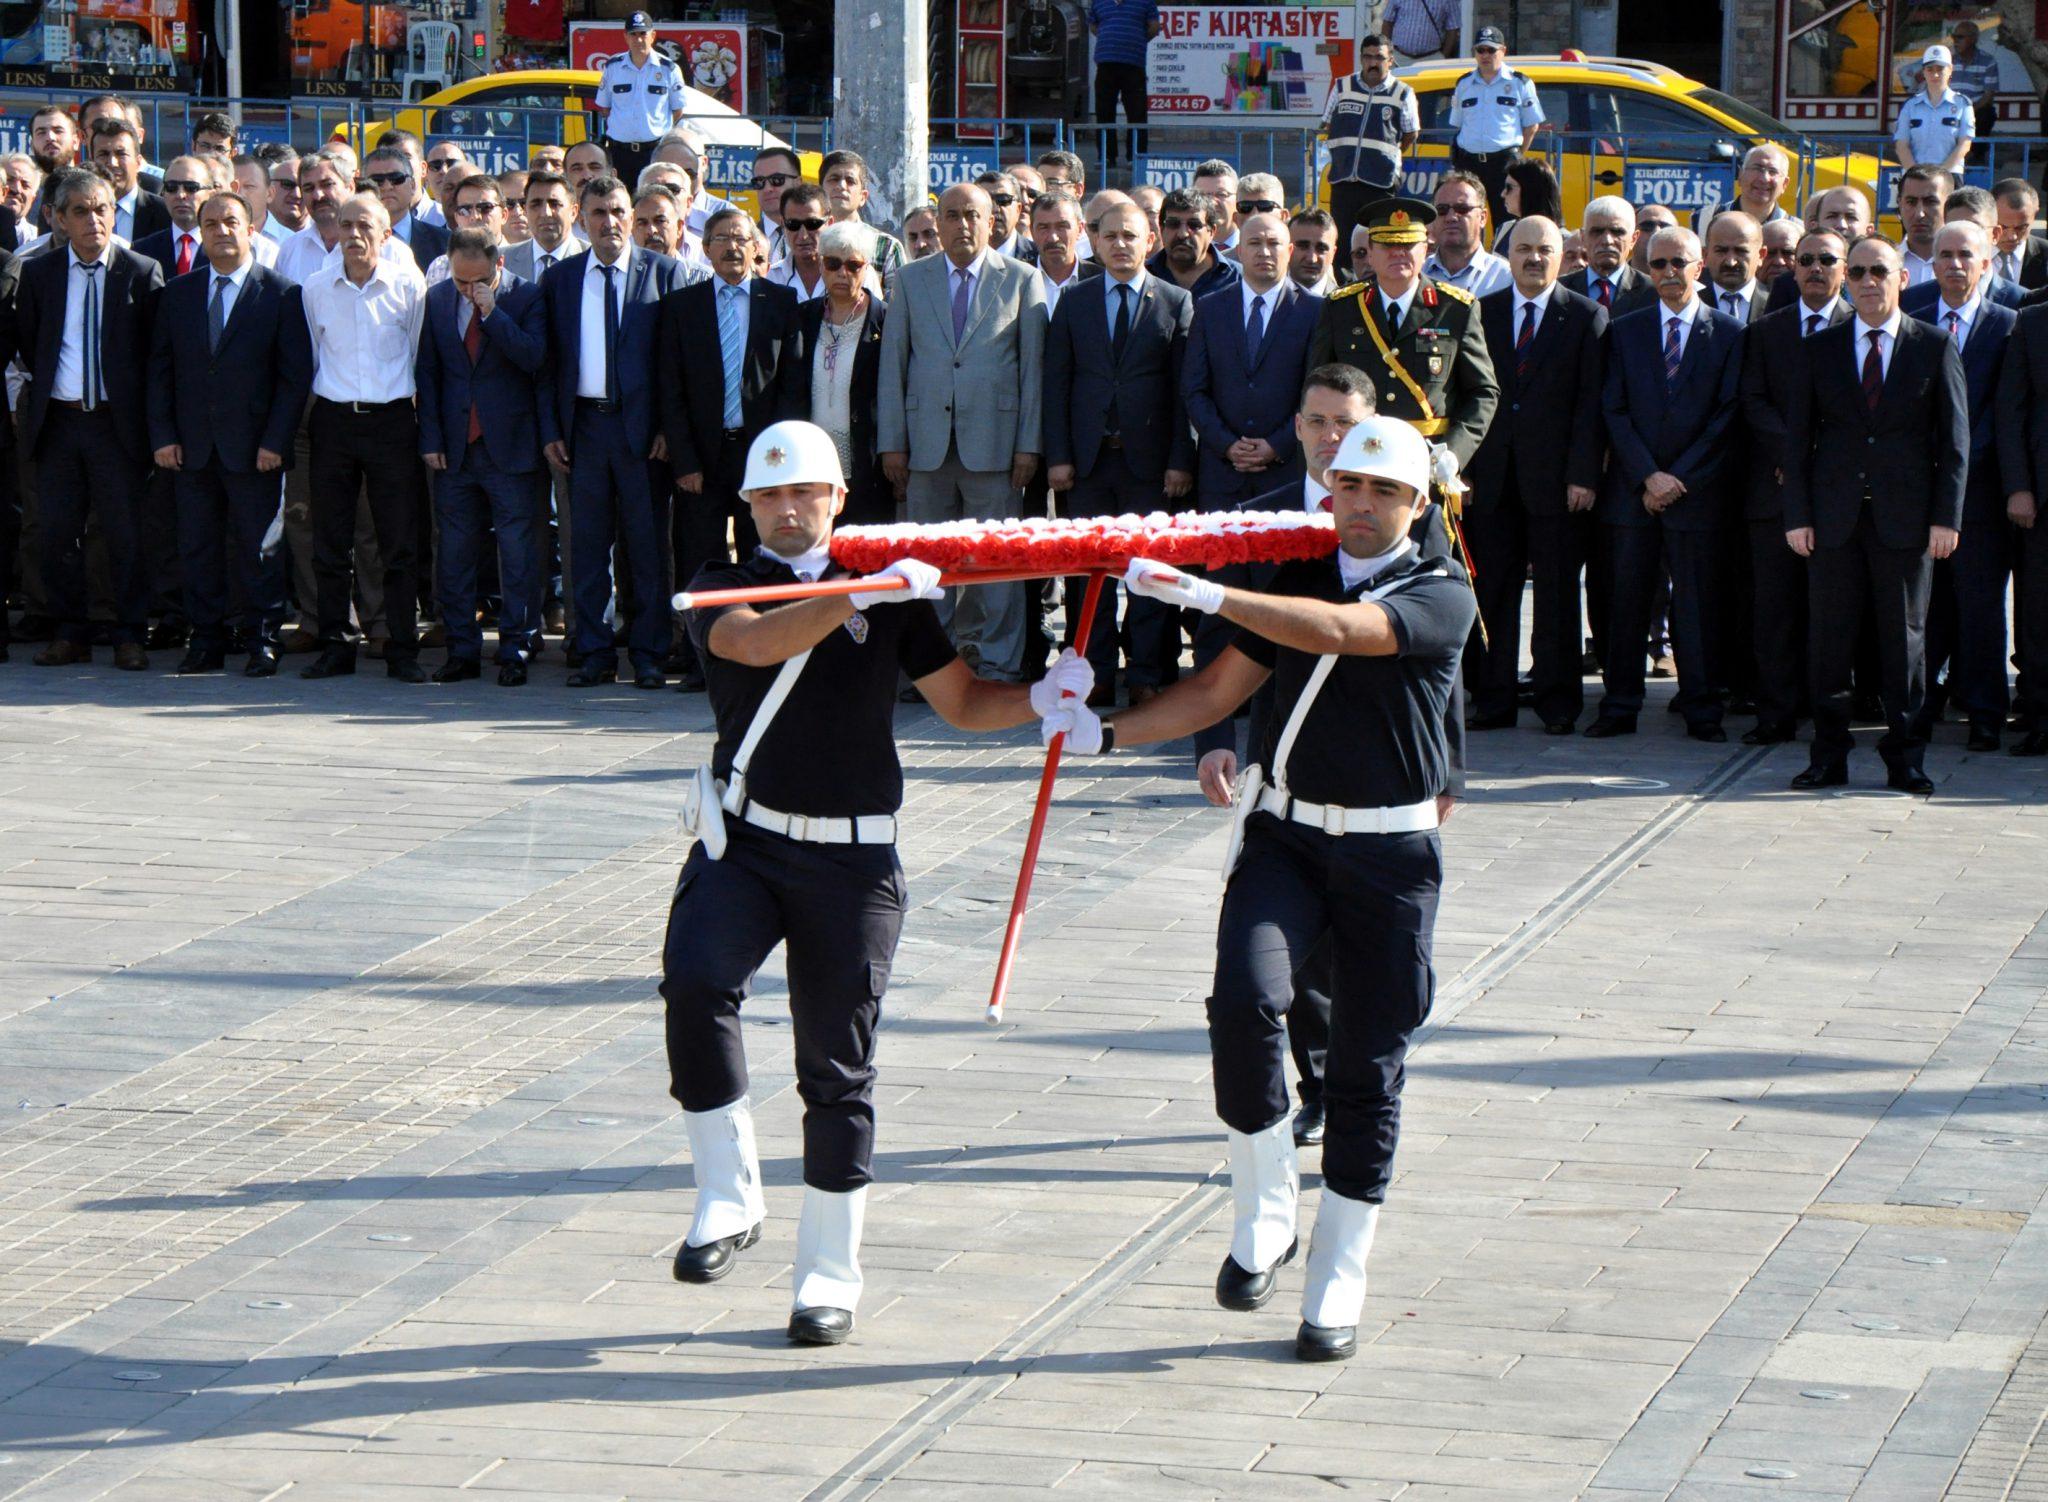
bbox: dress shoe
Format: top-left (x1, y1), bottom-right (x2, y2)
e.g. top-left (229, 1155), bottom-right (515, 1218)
top-left (33, 640), bottom-right (86, 666)
top-left (387, 657), bottom-right (427, 684)
top-left (1292, 1100), bottom-right (1325, 1147)
top-left (672, 1222), bottom-right (761, 1283)
top-left (1295, 1320), bottom-right (1357, 1362)
top-left (1215, 1238), bottom-right (1298, 1312)
top-left (301, 647), bottom-right (357, 679)
top-left (1687, 723), bottom-right (1728, 743)
top-left (363, 635), bottom-right (390, 661)
top-left (566, 660), bottom-right (617, 687)
top-left (1582, 716), bottom-right (1636, 739)
top-left (1542, 718), bottom-right (1576, 736)
top-left (279, 625), bottom-right (320, 654)
top-left (1466, 710), bottom-right (1517, 731)
top-left (244, 648), bottom-right (280, 678)
top-left (433, 658), bottom-right (481, 684)
top-left (113, 643), bottom-right (149, 671)
top-left (176, 645), bottom-right (226, 674)
top-left (1967, 724), bottom-right (2001, 754)
top-left (633, 666), bottom-right (666, 690)
top-left (146, 620), bottom-right (188, 651)
top-left (2013, 731), bottom-right (2048, 757)
top-left (497, 662), bottom-right (528, 687)
top-left (1790, 762), bottom-right (1847, 790)
top-left (1743, 722), bottom-right (1795, 746)
top-left (787, 1307), bottom-right (854, 1345)
top-left (1887, 767), bottom-right (1935, 795)
top-left (673, 669), bottom-right (707, 693)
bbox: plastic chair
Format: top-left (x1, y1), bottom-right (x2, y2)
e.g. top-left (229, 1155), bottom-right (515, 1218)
top-left (404, 21), bottom-right (459, 101)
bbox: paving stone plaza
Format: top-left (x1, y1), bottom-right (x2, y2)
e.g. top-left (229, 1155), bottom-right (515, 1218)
top-left (0, 665), bottom-right (2045, 1501)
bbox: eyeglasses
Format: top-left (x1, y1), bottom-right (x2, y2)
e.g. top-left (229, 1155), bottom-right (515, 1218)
top-left (1299, 414), bottom-right (1360, 433)
top-left (1645, 256), bottom-right (1693, 270)
top-left (783, 217), bottom-right (826, 233)
top-left (275, 180), bottom-right (303, 194)
top-left (706, 231), bottom-right (753, 247)
top-left (453, 201), bottom-right (499, 218)
top-left (366, 171), bottom-right (410, 187)
top-left (160, 178), bottom-right (205, 195)
top-left (750, 171), bottom-right (796, 190)
top-left (1161, 215), bottom-right (1205, 233)
top-left (1844, 264), bottom-right (1894, 280)
top-left (1237, 199), bottom-right (1279, 216)
top-left (1436, 202), bottom-right (1482, 216)
top-left (822, 255), bottom-right (868, 273)
top-left (427, 156), bottom-right (462, 171)
top-left (1796, 252), bottom-right (1840, 267)
top-left (987, 193), bottom-right (1016, 207)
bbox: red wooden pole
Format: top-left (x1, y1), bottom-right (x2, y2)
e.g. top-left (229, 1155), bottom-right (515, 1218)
top-left (985, 568), bottom-right (1109, 1025)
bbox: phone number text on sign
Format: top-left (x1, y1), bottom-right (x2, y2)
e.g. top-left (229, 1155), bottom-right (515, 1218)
top-left (1142, 3), bottom-right (1354, 118)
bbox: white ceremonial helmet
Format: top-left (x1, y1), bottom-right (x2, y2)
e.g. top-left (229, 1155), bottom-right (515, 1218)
top-left (1326, 415), bottom-right (1431, 499)
top-left (742, 420), bottom-right (846, 495)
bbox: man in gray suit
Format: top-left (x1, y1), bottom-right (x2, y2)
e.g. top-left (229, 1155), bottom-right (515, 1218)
top-left (879, 182), bottom-right (1047, 681)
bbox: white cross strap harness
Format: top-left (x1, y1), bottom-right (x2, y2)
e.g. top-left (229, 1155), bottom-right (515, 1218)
top-left (1222, 565), bottom-right (1448, 877)
top-left (678, 648), bottom-right (898, 859)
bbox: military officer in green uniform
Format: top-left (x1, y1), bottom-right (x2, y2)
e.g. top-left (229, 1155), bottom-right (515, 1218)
top-left (1309, 198), bottom-right (1497, 472)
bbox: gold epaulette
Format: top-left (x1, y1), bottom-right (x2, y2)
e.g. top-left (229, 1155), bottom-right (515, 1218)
top-left (1432, 279), bottom-right (1476, 306)
top-left (1331, 281), bottom-right (1369, 301)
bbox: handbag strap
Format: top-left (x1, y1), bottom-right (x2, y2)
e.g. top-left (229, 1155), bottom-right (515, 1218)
top-left (731, 648), bottom-right (812, 786)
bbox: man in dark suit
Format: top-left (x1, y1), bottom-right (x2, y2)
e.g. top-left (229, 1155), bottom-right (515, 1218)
top-left (1991, 179), bottom-right (2048, 290)
top-left (88, 118), bottom-right (170, 244)
top-left (1701, 210), bottom-right (1771, 326)
top-left (1783, 234), bottom-right (1968, 793)
top-left (1590, 224), bottom-right (1745, 741)
top-left (0, 168), bottom-right (163, 668)
top-left (417, 228), bottom-right (549, 686)
top-left (539, 175), bottom-right (689, 689)
top-left (1912, 220), bottom-right (2016, 750)
top-left (1762, 186), bottom-right (1873, 314)
top-left (1998, 302), bottom-right (2048, 756)
top-left (145, 187), bottom-right (310, 677)
top-left (1563, 196), bottom-right (1656, 316)
top-left (1739, 228), bottom-right (1850, 744)
top-left (132, 156), bottom-right (214, 280)
top-left (365, 145), bottom-right (449, 276)
top-left (1468, 215), bottom-right (1607, 733)
top-left (1043, 198), bottom-right (1194, 695)
top-left (657, 203), bottom-right (809, 692)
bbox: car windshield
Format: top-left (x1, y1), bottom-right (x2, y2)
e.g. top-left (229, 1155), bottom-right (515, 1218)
top-left (1687, 85), bottom-right (1807, 152)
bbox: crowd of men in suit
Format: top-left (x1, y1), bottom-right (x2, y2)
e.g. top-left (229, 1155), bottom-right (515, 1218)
top-left (0, 99), bottom-right (2037, 785)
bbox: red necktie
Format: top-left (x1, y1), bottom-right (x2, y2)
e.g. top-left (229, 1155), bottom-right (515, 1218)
top-left (464, 307), bottom-right (485, 444)
top-left (1516, 301), bottom-right (1536, 378)
top-left (1318, 494), bottom-right (1333, 513)
top-left (1596, 277), bottom-right (1612, 308)
top-left (175, 234), bottom-right (192, 276)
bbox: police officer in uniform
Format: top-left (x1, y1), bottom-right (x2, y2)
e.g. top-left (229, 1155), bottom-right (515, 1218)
top-left (1319, 34), bottom-right (1420, 265)
top-left (1040, 415), bottom-right (1474, 1363)
top-left (1895, 44), bottom-right (1974, 174)
top-left (596, 14), bottom-right (691, 191)
top-left (1447, 29), bottom-right (1542, 229)
top-left (663, 420), bottom-right (1092, 1344)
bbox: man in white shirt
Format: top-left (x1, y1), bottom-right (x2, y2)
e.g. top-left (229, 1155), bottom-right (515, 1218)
top-left (652, 128), bottom-right (738, 236)
top-left (634, 162), bottom-right (711, 279)
top-left (274, 154), bottom-right (414, 285)
top-left (1031, 189), bottom-right (1088, 311)
top-left (1288, 211), bottom-right (1340, 297)
top-left (502, 168), bottom-right (585, 282)
top-left (299, 194), bottom-right (428, 684)
top-left (767, 182), bottom-right (829, 301)
top-left (1896, 165), bottom-right (1950, 289)
top-left (1422, 170), bottom-right (1511, 296)
top-left (1702, 209), bottom-right (1765, 324)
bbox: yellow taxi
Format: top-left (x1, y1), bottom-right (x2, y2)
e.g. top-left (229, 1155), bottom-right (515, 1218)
top-left (1325, 54), bottom-right (1889, 229)
top-left (340, 69), bottom-right (820, 217)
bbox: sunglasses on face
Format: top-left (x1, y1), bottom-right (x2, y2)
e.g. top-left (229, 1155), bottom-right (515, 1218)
top-left (1845, 264), bottom-right (1894, 280)
top-left (453, 201), bottom-right (499, 218)
top-left (750, 171), bottom-right (796, 190)
top-left (1237, 199), bottom-right (1279, 216)
top-left (783, 217), bottom-right (826, 234)
top-left (427, 157), bottom-right (462, 171)
top-left (1162, 216), bottom-right (1204, 233)
top-left (822, 255), bottom-right (868, 273)
top-left (1645, 256), bottom-right (1693, 270)
top-left (160, 178), bottom-right (205, 195)
top-left (1796, 252), bottom-right (1840, 267)
top-left (367, 171), bottom-right (410, 187)
top-left (987, 193), bottom-right (1016, 207)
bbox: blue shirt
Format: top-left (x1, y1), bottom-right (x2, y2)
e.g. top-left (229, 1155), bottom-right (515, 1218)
top-left (1103, 270), bottom-right (1146, 339)
top-left (1450, 65), bottom-right (1542, 152)
top-left (1090, 0), bottom-right (1157, 68)
top-left (1895, 86), bottom-right (1974, 166)
top-left (598, 52), bottom-right (691, 143)
top-left (1145, 248), bottom-right (1241, 299)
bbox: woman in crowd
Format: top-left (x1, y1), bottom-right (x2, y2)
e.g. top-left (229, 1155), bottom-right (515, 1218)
top-left (1493, 155), bottom-right (1562, 251)
top-left (801, 219), bottom-right (893, 525)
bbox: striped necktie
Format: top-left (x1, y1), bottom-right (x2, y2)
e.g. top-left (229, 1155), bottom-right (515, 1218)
top-left (717, 282), bottom-right (745, 428)
top-left (1662, 315), bottom-right (1682, 388)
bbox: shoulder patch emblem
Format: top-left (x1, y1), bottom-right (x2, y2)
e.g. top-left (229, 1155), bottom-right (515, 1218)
top-left (1332, 281), bottom-right (1369, 301)
top-left (1435, 281), bottom-right (1477, 306)
top-left (845, 613), bottom-right (869, 644)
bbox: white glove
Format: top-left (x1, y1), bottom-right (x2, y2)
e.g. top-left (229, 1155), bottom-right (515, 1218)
top-left (1039, 702), bottom-right (1105, 755)
top-left (1122, 557), bottom-right (1224, 614)
top-left (1429, 443), bottom-right (1466, 497)
top-left (852, 557), bottom-right (944, 609)
top-left (1029, 648), bottom-right (1096, 716)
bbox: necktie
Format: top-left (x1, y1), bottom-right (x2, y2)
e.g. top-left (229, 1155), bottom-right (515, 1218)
top-left (1662, 315), bottom-right (1682, 388)
top-left (1318, 492), bottom-right (1333, 513)
top-left (540, 252), bottom-right (555, 274)
top-left (1946, 310), bottom-right (1964, 348)
top-left (1515, 301), bottom-right (1535, 378)
top-left (2001, 252), bottom-right (2016, 283)
top-left (1383, 295), bottom-right (1401, 330)
top-left (1723, 291), bottom-right (1742, 318)
top-left (176, 233), bottom-right (193, 276)
top-left (81, 263), bottom-right (101, 411)
top-left (208, 274), bottom-right (228, 353)
top-left (1596, 277), bottom-right (1612, 308)
top-left (463, 300), bottom-right (485, 444)
top-left (1805, 312), bottom-right (1821, 338)
top-left (717, 282), bottom-right (745, 428)
top-left (1861, 329), bottom-right (1884, 411)
top-left (951, 266), bottom-right (972, 343)
top-left (1111, 282), bottom-right (1131, 362)
top-left (1246, 292), bottom-right (1266, 353)
top-left (600, 262), bottom-right (620, 405)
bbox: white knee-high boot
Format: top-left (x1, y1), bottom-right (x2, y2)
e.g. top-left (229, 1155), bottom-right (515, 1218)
top-left (1301, 1188), bottom-right (1381, 1330)
top-left (683, 1098), bottom-right (765, 1247)
top-left (1226, 1117), bottom-right (1300, 1273)
top-left (792, 1184), bottom-right (867, 1313)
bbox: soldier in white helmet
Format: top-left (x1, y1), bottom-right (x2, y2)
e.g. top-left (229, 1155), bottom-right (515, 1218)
top-left (662, 419), bottom-right (1092, 1344)
top-left (1037, 415), bottom-right (1473, 1361)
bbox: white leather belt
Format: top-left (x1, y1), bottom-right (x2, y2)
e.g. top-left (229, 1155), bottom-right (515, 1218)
top-left (1255, 786), bottom-right (1437, 836)
top-left (732, 797), bottom-right (897, 845)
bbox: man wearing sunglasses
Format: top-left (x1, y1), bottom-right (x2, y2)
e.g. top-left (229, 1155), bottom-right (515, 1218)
top-left (1588, 226), bottom-right (1744, 745)
top-left (1738, 229), bottom-right (1848, 747)
top-left (767, 182), bottom-right (832, 302)
top-left (362, 145), bottom-right (448, 277)
top-left (417, 142), bottom-right (468, 228)
top-left (133, 155), bottom-right (218, 279)
top-left (1421, 170), bottom-right (1510, 297)
top-left (749, 146), bottom-right (803, 262)
top-left (976, 169), bottom-right (1036, 265)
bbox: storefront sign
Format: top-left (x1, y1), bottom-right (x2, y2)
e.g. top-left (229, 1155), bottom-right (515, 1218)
top-left (1143, 4), bottom-right (1354, 118)
top-left (1622, 162), bottom-right (1738, 215)
top-left (569, 23), bottom-right (747, 113)
top-left (927, 145), bottom-right (1000, 189)
top-left (1135, 153), bottom-right (1208, 190)
top-left (1876, 164), bottom-right (1992, 213)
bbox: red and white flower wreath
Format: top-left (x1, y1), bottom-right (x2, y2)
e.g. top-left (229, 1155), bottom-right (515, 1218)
top-left (830, 511), bottom-right (1338, 574)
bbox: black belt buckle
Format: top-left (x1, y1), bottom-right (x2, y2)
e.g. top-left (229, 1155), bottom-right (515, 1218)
top-left (578, 398), bottom-right (620, 414)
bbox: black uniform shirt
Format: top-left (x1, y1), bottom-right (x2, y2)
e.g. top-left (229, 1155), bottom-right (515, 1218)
top-left (688, 553), bottom-right (957, 818)
top-left (1233, 547), bottom-right (1474, 809)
